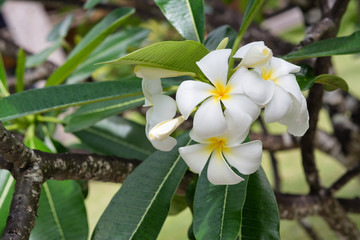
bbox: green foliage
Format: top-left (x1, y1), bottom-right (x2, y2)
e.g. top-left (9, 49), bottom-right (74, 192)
top-left (73, 117), bottom-right (154, 161)
top-left (0, 170), bottom-right (15, 234)
top-left (46, 8), bottom-right (135, 86)
top-left (283, 31), bottom-right (360, 60)
top-left (193, 164), bottom-right (249, 240)
top-left (294, 65), bottom-right (316, 91)
top-left (15, 48), bottom-right (26, 92)
top-left (83, 0), bottom-right (104, 9)
top-left (240, 167), bottom-right (280, 239)
top-left (106, 40), bottom-right (209, 76)
top-left (92, 133), bottom-right (191, 240)
top-left (315, 74), bottom-right (349, 91)
top-left (205, 25), bottom-right (237, 51)
top-left (26, 41), bottom-right (62, 68)
top-left (0, 79), bottom-right (142, 122)
top-left (154, 0), bottom-right (205, 43)
top-left (47, 14), bottom-right (73, 42)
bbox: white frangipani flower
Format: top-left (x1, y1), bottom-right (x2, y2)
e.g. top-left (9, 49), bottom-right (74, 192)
top-left (234, 42), bottom-right (309, 136)
top-left (233, 41), bottom-right (273, 68)
top-left (179, 114), bottom-right (262, 185)
top-left (176, 49), bottom-right (261, 139)
top-left (149, 116), bottom-right (185, 141)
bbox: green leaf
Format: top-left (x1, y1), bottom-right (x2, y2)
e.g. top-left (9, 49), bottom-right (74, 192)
top-left (205, 25), bottom-right (237, 51)
top-left (92, 133), bottom-right (191, 240)
top-left (26, 41), bottom-right (62, 68)
top-left (168, 194), bottom-right (187, 215)
top-left (84, 0), bottom-right (103, 9)
top-left (154, 0), bottom-right (205, 43)
top-left (15, 48), bottom-right (26, 92)
top-left (45, 8), bottom-right (134, 86)
top-left (0, 79), bottom-right (142, 122)
top-left (30, 180), bottom-right (88, 240)
top-left (107, 40), bottom-right (209, 76)
top-left (67, 28), bottom-right (149, 84)
top-left (240, 167), bottom-right (280, 239)
top-left (0, 51), bottom-right (8, 92)
top-left (193, 165), bottom-right (249, 240)
top-left (73, 116), bottom-right (154, 160)
top-left (65, 95), bottom-right (144, 132)
top-left (315, 74), bottom-right (349, 91)
top-left (0, 170), bottom-right (15, 235)
top-left (294, 65), bottom-right (316, 91)
top-left (282, 31), bottom-right (360, 60)
top-left (47, 14), bottom-right (73, 42)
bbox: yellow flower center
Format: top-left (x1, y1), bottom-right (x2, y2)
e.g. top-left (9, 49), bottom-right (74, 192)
top-left (210, 81), bottom-right (232, 102)
top-left (208, 137), bottom-right (228, 153)
top-left (261, 68), bottom-right (277, 84)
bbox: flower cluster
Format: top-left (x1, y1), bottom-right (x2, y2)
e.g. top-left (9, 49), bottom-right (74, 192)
top-left (135, 41), bottom-right (309, 185)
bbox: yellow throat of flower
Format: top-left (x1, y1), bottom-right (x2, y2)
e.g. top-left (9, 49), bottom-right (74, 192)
top-left (210, 81), bottom-right (232, 102)
top-left (261, 68), bottom-right (277, 83)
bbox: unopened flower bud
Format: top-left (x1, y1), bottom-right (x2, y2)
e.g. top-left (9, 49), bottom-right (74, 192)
top-left (149, 116), bottom-right (185, 141)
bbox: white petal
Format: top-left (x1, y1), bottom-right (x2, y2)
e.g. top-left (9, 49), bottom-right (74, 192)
top-left (193, 97), bottom-right (227, 138)
top-left (176, 80), bottom-right (213, 119)
top-left (270, 57), bottom-right (301, 78)
top-left (179, 144), bottom-right (212, 173)
top-left (135, 65), bottom-right (192, 79)
top-left (151, 137), bottom-right (177, 151)
top-left (189, 129), bottom-right (211, 144)
top-left (276, 74), bottom-right (302, 103)
top-left (233, 41), bottom-right (265, 58)
top-left (222, 94), bottom-right (261, 121)
top-left (207, 149), bottom-right (244, 185)
top-left (241, 69), bottom-right (275, 105)
top-left (264, 86), bottom-right (292, 123)
top-left (142, 79), bottom-right (162, 106)
top-left (148, 95), bottom-right (177, 128)
top-left (149, 116), bottom-right (185, 141)
top-left (222, 109), bottom-right (253, 146)
top-left (239, 44), bottom-right (272, 68)
top-left (196, 49), bottom-right (231, 86)
top-left (223, 140), bottom-right (262, 175)
top-left (227, 67), bottom-right (247, 94)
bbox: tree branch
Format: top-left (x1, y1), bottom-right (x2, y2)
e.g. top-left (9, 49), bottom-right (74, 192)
top-left (328, 163), bottom-right (360, 194)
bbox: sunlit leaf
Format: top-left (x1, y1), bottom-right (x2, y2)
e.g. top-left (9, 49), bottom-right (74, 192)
top-left (282, 31), bottom-right (360, 60)
top-left (15, 48), bottom-right (26, 92)
top-left (46, 8), bottom-right (134, 86)
top-left (154, 0), bottom-right (205, 43)
top-left (92, 133), bottom-right (191, 240)
top-left (0, 170), bottom-right (15, 235)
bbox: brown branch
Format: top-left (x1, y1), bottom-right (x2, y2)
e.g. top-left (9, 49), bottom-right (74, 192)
top-left (250, 132), bottom-right (299, 151)
top-left (298, 218), bottom-right (323, 240)
top-left (328, 163), bottom-right (360, 194)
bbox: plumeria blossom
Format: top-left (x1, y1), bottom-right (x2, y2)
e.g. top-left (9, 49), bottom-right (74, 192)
top-left (176, 49), bottom-right (261, 139)
top-left (234, 42), bottom-right (309, 136)
top-left (135, 65), bottom-right (190, 151)
top-left (179, 112), bottom-right (262, 185)
top-left (233, 41), bottom-right (273, 68)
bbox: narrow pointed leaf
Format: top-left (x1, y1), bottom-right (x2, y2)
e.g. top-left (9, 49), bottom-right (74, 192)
top-left (0, 79), bottom-right (142, 122)
top-left (92, 133), bottom-right (191, 240)
top-left (106, 40), bottom-right (209, 75)
top-left (26, 41), bottom-right (62, 68)
top-left (15, 48), bottom-right (26, 92)
top-left (84, 0), bottom-right (103, 9)
top-left (283, 31), bottom-right (360, 60)
top-left (205, 25), bottom-right (237, 51)
top-left (74, 116), bottom-right (154, 160)
top-left (67, 28), bottom-right (149, 84)
top-left (240, 167), bottom-right (280, 239)
top-left (154, 0), bottom-right (205, 43)
top-left (193, 165), bottom-right (249, 240)
top-left (46, 8), bottom-right (134, 86)
top-left (0, 51), bottom-right (8, 92)
top-left (47, 14), bottom-right (73, 42)
top-left (239, 0), bottom-right (265, 32)
top-left (0, 170), bottom-right (15, 235)
top-left (315, 74), bottom-right (349, 91)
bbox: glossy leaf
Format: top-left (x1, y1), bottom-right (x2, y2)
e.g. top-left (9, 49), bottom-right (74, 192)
top-left (15, 48), bottom-right (26, 92)
top-left (106, 40), bottom-right (209, 76)
top-left (240, 167), bottom-right (280, 239)
top-left (67, 28), bottom-right (149, 84)
top-left (92, 133), bottom-right (191, 240)
top-left (0, 79), bottom-right (142, 122)
top-left (154, 0), bottom-right (205, 43)
top-left (30, 180), bottom-right (88, 240)
top-left (294, 65), bottom-right (316, 91)
top-left (73, 116), bottom-right (154, 160)
top-left (168, 194), bottom-right (187, 215)
top-left (239, 0), bottom-right (265, 31)
top-left (0, 170), bottom-right (15, 234)
top-left (45, 8), bottom-right (134, 86)
top-left (0, 51), bottom-right (8, 92)
top-left (47, 14), bottom-right (73, 42)
top-left (193, 165), bottom-right (249, 240)
top-left (315, 74), bottom-right (349, 91)
top-left (205, 25), bottom-right (237, 51)
top-left (282, 31), bottom-right (360, 60)
top-left (26, 41), bottom-right (62, 68)
top-left (65, 95), bottom-right (144, 132)
top-left (84, 0), bottom-right (103, 9)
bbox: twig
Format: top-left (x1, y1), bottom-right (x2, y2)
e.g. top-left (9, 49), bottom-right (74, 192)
top-left (328, 163), bottom-right (360, 194)
top-left (298, 218), bottom-right (323, 240)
